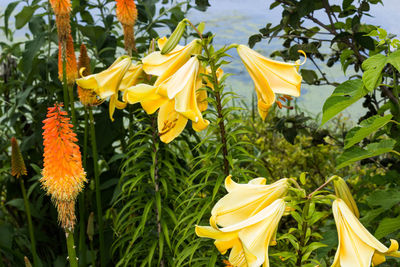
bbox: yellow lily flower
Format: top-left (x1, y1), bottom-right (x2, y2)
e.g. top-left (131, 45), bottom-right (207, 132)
top-left (76, 56), bottom-right (143, 120)
top-left (237, 45), bottom-right (306, 120)
top-left (332, 198), bottom-right (400, 267)
top-left (210, 175), bottom-right (289, 228)
top-left (142, 37), bottom-right (202, 85)
top-left (197, 66), bottom-right (224, 112)
top-left (196, 199), bottom-right (286, 267)
top-left (124, 57), bottom-right (209, 143)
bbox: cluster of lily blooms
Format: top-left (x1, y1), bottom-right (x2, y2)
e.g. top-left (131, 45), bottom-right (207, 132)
top-left (195, 176), bottom-right (400, 267)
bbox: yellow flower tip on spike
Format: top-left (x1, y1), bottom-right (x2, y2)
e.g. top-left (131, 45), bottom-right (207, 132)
top-left (58, 34), bottom-right (77, 85)
top-left (333, 176), bottom-right (360, 218)
top-left (196, 199), bottom-right (286, 267)
top-left (24, 256), bottom-right (32, 267)
top-left (332, 199), bottom-right (400, 267)
top-left (237, 44), bottom-right (303, 119)
top-left (11, 137), bottom-right (27, 178)
top-left (41, 104), bottom-right (86, 229)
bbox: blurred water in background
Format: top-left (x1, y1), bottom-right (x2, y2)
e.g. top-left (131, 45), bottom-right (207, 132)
top-left (1, 0), bottom-right (398, 121)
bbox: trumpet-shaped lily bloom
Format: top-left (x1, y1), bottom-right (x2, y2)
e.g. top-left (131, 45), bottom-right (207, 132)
top-left (210, 175), bottom-right (289, 228)
top-left (196, 199), bottom-right (286, 267)
top-left (76, 56), bottom-right (143, 120)
top-left (332, 199), bottom-right (400, 267)
top-left (124, 57), bottom-right (209, 143)
top-left (142, 36), bottom-right (202, 85)
top-left (237, 45), bottom-right (305, 120)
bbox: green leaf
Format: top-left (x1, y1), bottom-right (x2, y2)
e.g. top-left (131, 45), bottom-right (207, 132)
top-left (362, 54), bottom-right (387, 91)
top-left (344, 114), bottom-right (393, 149)
top-left (21, 34), bottom-right (45, 75)
top-left (321, 79), bottom-right (368, 126)
top-left (336, 139), bottom-right (396, 169)
top-left (15, 6), bottom-right (38, 29)
top-left (388, 49), bottom-right (400, 72)
top-left (4, 1), bottom-right (19, 37)
top-left (300, 69), bottom-right (318, 84)
top-left (374, 216), bottom-right (400, 239)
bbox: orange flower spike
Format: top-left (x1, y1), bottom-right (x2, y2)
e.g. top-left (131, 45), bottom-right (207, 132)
top-left (115, 0), bottom-right (138, 53)
top-left (58, 34), bottom-right (78, 85)
top-left (49, 0), bottom-right (71, 44)
top-left (115, 0), bottom-right (137, 26)
top-left (78, 43), bottom-right (91, 76)
top-left (49, 0), bottom-right (71, 15)
top-left (11, 137), bottom-right (27, 178)
top-left (41, 104), bottom-right (86, 229)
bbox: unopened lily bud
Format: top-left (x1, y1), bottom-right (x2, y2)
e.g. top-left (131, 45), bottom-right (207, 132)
top-left (333, 176), bottom-right (359, 218)
top-left (161, 19), bottom-right (187, 55)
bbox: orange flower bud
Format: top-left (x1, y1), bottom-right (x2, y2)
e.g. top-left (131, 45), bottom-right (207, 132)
top-left (49, 0), bottom-right (71, 16)
top-left (11, 137), bottom-right (27, 178)
top-left (78, 43), bottom-right (90, 77)
top-left (41, 104), bottom-right (86, 229)
top-left (58, 34), bottom-right (77, 85)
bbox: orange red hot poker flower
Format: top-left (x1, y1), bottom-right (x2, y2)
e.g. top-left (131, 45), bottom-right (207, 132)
top-left (58, 34), bottom-right (77, 85)
top-left (41, 104), bottom-right (86, 229)
top-left (115, 0), bottom-right (138, 53)
top-left (49, 0), bottom-right (72, 45)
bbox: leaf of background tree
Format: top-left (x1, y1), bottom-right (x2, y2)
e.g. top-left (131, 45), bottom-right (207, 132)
top-left (336, 139), bottom-right (396, 169)
top-left (344, 114), bottom-right (393, 149)
top-left (361, 54), bottom-right (387, 91)
top-left (321, 79), bottom-right (368, 126)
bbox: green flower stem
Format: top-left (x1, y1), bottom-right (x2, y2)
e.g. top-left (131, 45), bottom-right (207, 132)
top-left (296, 199), bottom-right (311, 267)
top-left (151, 116), bottom-right (164, 267)
top-left (202, 43), bottom-right (230, 176)
top-left (65, 229), bottom-right (78, 267)
top-left (393, 70), bottom-right (400, 117)
top-left (307, 176), bottom-right (336, 199)
top-left (78, 108), bottom-right (89, 266)
top-left (19, 179), bottom-right (39, 267)
top-left (67, 84), bottom-right (77, 126)
top-left (61, 44), bottom-right (70, 110)
top-left (88, 107), bottom-right (105, 267)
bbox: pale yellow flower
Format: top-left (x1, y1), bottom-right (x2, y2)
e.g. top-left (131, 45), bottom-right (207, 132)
top-left (142, 37), bottom-right (202, 85)
top-left (76, 56), bottom-right (143, 120)
top-left (332, 199), bottom-right (400, 267)
top-left (333, 177), bottom-right (360, 218)
top-left (196, 199), bottom-right (286, 267)
top-left (237, 45), bottom-right (305, 120)
top-left (124, 57), bottom-right (209, 143)
top-left (210, 175), bottom-right (289, 228)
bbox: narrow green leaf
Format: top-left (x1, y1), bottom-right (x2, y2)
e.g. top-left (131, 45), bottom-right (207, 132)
top-left (321, 79), bottom-right (368, 126)
top-left (361, 54), bottom-right (387, 91)
top-left (4, 1), bottom-right (19, 37)
top-left (344, 114), bottom-right (393, 149)
top-left (337, 139), bottom-right (396, 169)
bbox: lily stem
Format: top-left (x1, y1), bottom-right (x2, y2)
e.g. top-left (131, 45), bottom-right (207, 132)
top-left (68, 84), bottom-right (77, 126)
top-left (65, 229), bottom-right (78, 267)
top-left (151, 116), bottom-right (164, 267)
top-left (202, 43), bottom-right (230, 176)
top-left (307, 176), bottom-right (336, 199)
top-left (296, 199), bottom-right (311, 266)
top-left (19, 179), bottom-right (39, 267)
top-left (88, 107), bottom-right (106, 267)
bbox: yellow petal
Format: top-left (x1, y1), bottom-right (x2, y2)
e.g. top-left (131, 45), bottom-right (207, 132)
top-left (119, 64), bottom-right (144, 91)
top-left (211, 178), bottom-right (288, 227)
top-left (123, 83), bottom-right (168, 115)
top-left (142, 39), bottom-right (201, 85)
top-left (237, 45), bottom-right (304, 119)
top-left (225, 175), bottom-right (267, 193)
top-left (333, 177), bottom-right (360, 218)
top-left (76, 56), bottom-right (132, 99)
top-left (158, 100), bottom-right (188, 143)
top-left (332, 199), bottom-right (400, 267)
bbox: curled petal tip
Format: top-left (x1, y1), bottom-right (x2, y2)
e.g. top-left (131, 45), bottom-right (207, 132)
top-left (296, 50), bottom-right (307, 65)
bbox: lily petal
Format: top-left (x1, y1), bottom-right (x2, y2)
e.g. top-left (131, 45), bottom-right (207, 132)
top-left (158, 100), bottom-right (188, 143)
